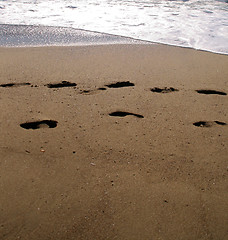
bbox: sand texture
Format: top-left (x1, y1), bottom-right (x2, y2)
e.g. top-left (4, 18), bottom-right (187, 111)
top-left (0, 44), bottom-right (228, 240)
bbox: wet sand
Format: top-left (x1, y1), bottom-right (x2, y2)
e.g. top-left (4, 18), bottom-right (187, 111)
top-left (0, 44), bottom-right (227, 240)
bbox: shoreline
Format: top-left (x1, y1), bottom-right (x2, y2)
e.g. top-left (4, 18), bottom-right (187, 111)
top-left (0, 44), bottom-right (227, 240)
top-left (1, 43), bottom-right (228, 57)
top-left (1, 24), bottom-right (228, 56)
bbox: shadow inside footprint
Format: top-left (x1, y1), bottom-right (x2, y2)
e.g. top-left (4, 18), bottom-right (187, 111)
top-left (193, 121), bottom-right (226, 127)
top-left (46, 81), bottom-right (76, 88)
top-left (196, 90), bottom-right (227, 96)
top-left (79, 89), bottom-right (94, 95)
top-left (151, 87), bottom-right (178, 93)
top-left (106, 81), bottom-right (135, 88)
top-left (214, 121), bottom-right (227, 126)
top-left (81, 90), bottom-right (90, 93)
top-left (109, 111), bottom-right (144, 118)
top-left (0, 82), bottom-right (31, 87)
top-left (98, 87), bottom-right (107, 91)
top-left (20, 120), bottom-right (58, 130)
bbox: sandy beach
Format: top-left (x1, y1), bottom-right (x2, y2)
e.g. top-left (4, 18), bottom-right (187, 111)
top-left (0, 44), bottom-right (227, 240)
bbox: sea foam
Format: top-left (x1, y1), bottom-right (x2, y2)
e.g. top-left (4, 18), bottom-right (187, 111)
top-left (0, 0), bottom-right (227, 54)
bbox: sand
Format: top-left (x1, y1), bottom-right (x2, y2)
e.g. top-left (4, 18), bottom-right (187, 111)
top-left (0, 44), bottom-right (227, 240)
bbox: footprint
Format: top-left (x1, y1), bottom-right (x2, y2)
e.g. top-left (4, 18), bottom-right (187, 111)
top-left (98, 87), bottom-right (107, 91)
top-left (0, 82), bottom-right (31, 87)
top-left (20, 120), bottom-right (58, 130)
top-left (106, 81), bottom-right (135, 88)
top-left (80, 88), bottom-right (109, 95)
top-left (46, 81), bottom-right (76, 88)
top-left (150, 87), bottom-right (179, 93)
top-left (109, 111), bottom-right (144, 118)
top-left (214, 121), bottom-right (227, 126)
top-left (79, 89), bottom-right (101, 95)
top-left (80, 90), bottom-right (91, 94)
top-left (196, 89), bottom-right (227, 96)
top-left (193, 121), bottom-right (226, 127)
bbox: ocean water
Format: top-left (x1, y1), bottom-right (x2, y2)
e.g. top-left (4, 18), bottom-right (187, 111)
top-left (0, 0), bottom-right (228, 54)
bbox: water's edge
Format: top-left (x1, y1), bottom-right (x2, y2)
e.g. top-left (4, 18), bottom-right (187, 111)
top-left (0, 24), bottom-right (227, 56)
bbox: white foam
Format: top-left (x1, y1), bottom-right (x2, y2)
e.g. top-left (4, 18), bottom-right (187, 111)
top-left (0, 0), bottom-right (227, 54)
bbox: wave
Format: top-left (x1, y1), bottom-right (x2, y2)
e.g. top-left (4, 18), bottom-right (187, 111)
top-left (0, 0), bottom-right (227, 54)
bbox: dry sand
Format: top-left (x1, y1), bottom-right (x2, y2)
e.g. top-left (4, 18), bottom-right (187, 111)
top-left (0, 44), bottom-right (227, 240)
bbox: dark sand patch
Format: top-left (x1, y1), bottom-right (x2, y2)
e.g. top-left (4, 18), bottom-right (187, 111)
top-left (0, 82), bottom-right (31, 87)
top-left (106, 81), bottom-right (135, 88)
top-left (150, 87), bottom-right (179, 93)
top-left (46, 81), bottom-right (76, 88)
top-left (196, 89), bottom-right (227, 95)
top-left (20, 120), bottom-right (58, 130)
top-left (109, 111), bottom-right (144, 118)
